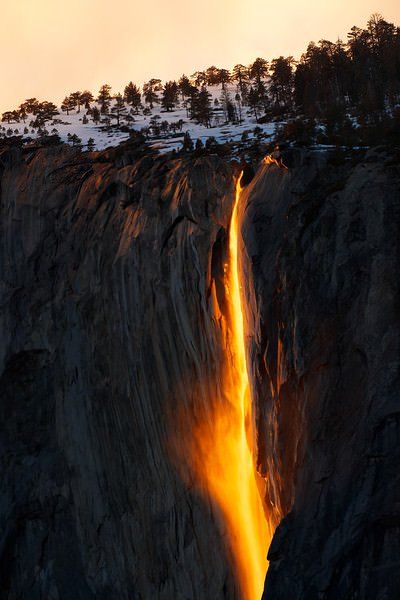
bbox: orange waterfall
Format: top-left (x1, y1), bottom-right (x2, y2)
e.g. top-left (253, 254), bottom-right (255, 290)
top-left (187, 174), bottom-right (275, 599)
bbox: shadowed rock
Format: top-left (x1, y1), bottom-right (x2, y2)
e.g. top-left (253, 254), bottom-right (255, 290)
top-left (239, 148), bottom-right (400, 600)
top-left (0, 143), bottom-right (239, 599)
top-left (2, 140), bottom-right (400, 599)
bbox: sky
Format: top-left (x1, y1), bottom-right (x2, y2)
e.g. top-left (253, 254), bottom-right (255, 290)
top-left (1, 0), bottom-right (400, 113)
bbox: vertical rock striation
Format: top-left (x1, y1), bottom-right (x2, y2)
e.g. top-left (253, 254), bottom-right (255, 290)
top-left (0, 142), bottom-right (240, 599)
top-left (2, 139), bottom-right (400, 600)
top-left (240, 148), bottom-right (400, 599)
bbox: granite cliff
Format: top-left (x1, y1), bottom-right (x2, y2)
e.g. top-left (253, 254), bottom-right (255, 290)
top-left (0, 141), bottom-right (239, 599)
top-left (1, 140), bottom-right (399, 599)
top-left (238, 148), bottom-right (400, 599)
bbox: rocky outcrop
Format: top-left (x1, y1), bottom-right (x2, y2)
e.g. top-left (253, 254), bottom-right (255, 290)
top-left (239, 148), bottom-right (400, 599)
top-left (0, 141), bottom-right (240, 599)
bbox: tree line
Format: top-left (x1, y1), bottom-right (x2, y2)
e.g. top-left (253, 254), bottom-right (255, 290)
top-left (2, 14), bottom-right (399, 146)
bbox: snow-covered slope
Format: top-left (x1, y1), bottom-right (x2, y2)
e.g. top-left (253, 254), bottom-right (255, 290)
top-left (0, 84), bottom-right (280, 153)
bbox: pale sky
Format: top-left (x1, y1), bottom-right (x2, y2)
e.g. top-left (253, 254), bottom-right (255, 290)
top-left (1, 0), bottom-right (400, 112)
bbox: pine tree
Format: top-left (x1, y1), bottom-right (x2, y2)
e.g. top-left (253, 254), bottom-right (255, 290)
top-left (161, 81), bottom-right (179, 111)
top-left (124, 82), bottom-right (142, 113)
top-left (187, 87), bottom-right (199, 119)
top-left (182, 131), bottom-right (194, 151)
top-left (69, 91), bottom-right (82, 112)
top-left (18, 107), bottom-right (27, 123)
top-left (61, 96), bottom-right (75, 115)
top-left (2, 111), bottom-right (17, 124)
top-left (194, 87), bottom-right (212, 127)
top-left (70, 133), bottom-right (82, 148)
top-left (91, 106), bottom-right (101, 124)
top-left (143, 79), bottom-right (162, 109)
top-left (178, 75), bottom-right (193, 99)
top-left (270, 56), bottom-right (295, 108)
top-left (33, 102), bottom-right (59, 127)
top-left (249, 57), bottom-right (269, 86)
top-left (150, 114), bottom-right (161, 136)
top-left (218, 68), bottom-right (231, 89)
top-left (232, 64), bottom-right (249, 94)
top-left (20, 98), bottom-right (39, 114)
top-left (80, 91), bottom-right (94, 109)
top-left (220, 88), bottom-right (236, 122)
top-left (182, 85), bottom-right (199, 117)
top-left (160, 120), bottom-right (169, 135)
top-left (110, 94), bottom-right (128, 126)
top-left (248, 87), bottom-right (261, 122)
top-left (195, 138), bottom-right (204, 151)
top-left (191, 71), bottom-right (207, 86)
top-left (235, 93), bottom-right (243, 123)
top-left (97, 84), bottom-right (112, 114)
top-left (256, 80), bottom-right (269, 111)
top-left (205, 66), bottom-right (220, 85)
top-left (87, 137), bottom-right (96, 151)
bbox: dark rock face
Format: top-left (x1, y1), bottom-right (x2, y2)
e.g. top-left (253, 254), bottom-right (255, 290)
top-left (240, 149), bottom-right (400, 599)
top-left (0, 143), bottom-right (240, 599)
top-left (2, 140), bottom-right (400, 600)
